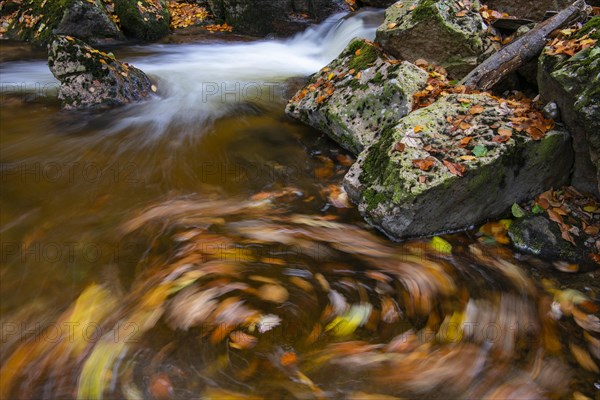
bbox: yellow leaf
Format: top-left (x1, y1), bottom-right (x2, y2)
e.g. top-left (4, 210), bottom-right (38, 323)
top-left (387, 22), bottom-right (397, 29)
top-left (414, 125), bottom-right (423, 133)
top-left (431, 236), bottom-right (452, 254)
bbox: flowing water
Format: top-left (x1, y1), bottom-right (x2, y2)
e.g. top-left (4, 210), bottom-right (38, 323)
top-left (1, 10), bottom-right (599, 400)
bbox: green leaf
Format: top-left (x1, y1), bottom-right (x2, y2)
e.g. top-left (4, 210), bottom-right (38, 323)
top-left (511, 203), bottom-right (526, 218)
top-left (431, 236), bottom-right (452, 254)
top-left (471, 145), bottom-right (488, 157)
top-left (532, 204), bottom-right (545, 214)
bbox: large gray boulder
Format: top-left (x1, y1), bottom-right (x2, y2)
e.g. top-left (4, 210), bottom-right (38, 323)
top-left (207, 0), bottom-right (349, 36)
top-left (375, 0), bottom-right (495, 79)
top-left (114, 0), bottom-right (170, 41)
top-left (48, 36), bottom-right (154, 110)
top-left (286, 39), bottom-right (428, 154)
top-left (343, 93), bottom-right (573, 240)
top-left (538, 17), bottom-right (600, 196)
top-left (8, 0), bottom-right (123, 45)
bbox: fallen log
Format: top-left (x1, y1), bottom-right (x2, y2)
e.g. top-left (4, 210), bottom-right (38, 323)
top-left (461, 0), bottom-right (588, 90)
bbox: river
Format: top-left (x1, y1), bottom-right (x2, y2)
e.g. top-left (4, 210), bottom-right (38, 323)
top-left (1, 10), bottom-right (598, 400)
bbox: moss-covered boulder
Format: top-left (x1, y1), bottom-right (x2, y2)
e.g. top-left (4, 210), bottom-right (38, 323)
top-left (207, 0), bottom-right (349, 36)
top-left (375, 0), bottom-right (495, 79)
top-left (343, 93), bottom-right (573, 240)
top-left (8, 0), bottom-right (123, 45)
top-left (286, 39), bottom-right (428, 154)
top-left (48, 36), bottom-right (154, 109)
top-left (114, 0), bottom-right (170, 41)
top-left (482, 0), bottom-right (572, 21)
top-left (538, 17), bottom-right (600, 196)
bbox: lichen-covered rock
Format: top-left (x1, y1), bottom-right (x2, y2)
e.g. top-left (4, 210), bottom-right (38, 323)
top-left (343, 93), bottom-right (573, 240)
top-left (207, 0), bottom-right (349, 36)
top-left (8, 0), bottom-right (123, 45)
top-left (114, 0), bottom-right (170, 41)
top-left (286, 39), bottom-right (428, 154)
top-left (48, 36), bottom-right (154, 109)
top-left (482, 0), bottom-right (572, 21)
top-left (375, 0), bottom-right (495, 78)
top-left (538, 17), bottom-right (600, 196)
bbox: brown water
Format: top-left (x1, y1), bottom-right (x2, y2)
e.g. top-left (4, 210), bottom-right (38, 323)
top-left (1, 17), bottom-right (600, 400)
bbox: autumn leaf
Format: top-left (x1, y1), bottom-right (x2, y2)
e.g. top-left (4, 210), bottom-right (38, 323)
top-left (492, 135), bottom-right (510, 143)
top-left (459, 136), bottom-right (473, 147)
top-left (469, 105), bottom-right (484, 115)
top-left (442, 160), bottom-right (466, 176)
top-left (459, 121), bottom-right (471, 130)
top-left (497, 127), bottom-right (513, 137)
top-left (393, 142), bottom-right (406, 152)
top-left (412, 157), bottom-right (436, 171)
top-left (414, 125), bottom-right (424, 133)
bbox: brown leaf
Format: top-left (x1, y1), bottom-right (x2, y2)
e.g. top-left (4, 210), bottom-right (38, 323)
top-left (393, 142), bottom-right (406, 152)
top-left (547, 209), bottom-right (564, 224)
top-left (459, 122), bottom-right (471, 130)
top-left (561, 230), bottom-right (576, 246)
top-left (412, 157), bottom-right (436, 171)
top-left (442, 160), bottom-right (466, 177)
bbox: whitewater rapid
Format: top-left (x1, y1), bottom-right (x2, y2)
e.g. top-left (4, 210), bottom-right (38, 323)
top-left (1, 10), bottom-right (383, 137)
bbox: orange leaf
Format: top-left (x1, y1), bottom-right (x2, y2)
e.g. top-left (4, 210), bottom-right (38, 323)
top-left (412, 157), bottom-right (436, 171)
top-left (414, 125), bottom-right (424, 133)
top-left (459, 136), bottom-right (473, 147)
top-left (469, 105), bottom-right (484, 115)
top-left (497, 127), bottom-right (513, 137)
top-left (280, 351), bottom-right (298, 366)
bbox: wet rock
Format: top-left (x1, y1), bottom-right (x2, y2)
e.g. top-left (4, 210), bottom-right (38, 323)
top-left (509, 215), bottom-right (586, 264)
top-left (375, 0), bottom-right (496, 79)
top-left (343, 93), bottom-right (573, 240)
top-left (538, 17), bottom-right (600, 196)
top-left (48, 36), bottom-right (154, 110)
top-left (8, 0), bottom-right (123, 45)
top-left (114, 0), bottom-right (170, 41)
top-left (482, 0), bottom-right (572, 21)
top-left (207, 0), bottom-right (349, 36)
top-left (286, 39), bottom-right (428, 154)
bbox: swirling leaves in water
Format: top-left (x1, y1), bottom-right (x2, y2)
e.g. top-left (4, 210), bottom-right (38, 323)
top-left (2, 196), bottom-right (599, 399)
